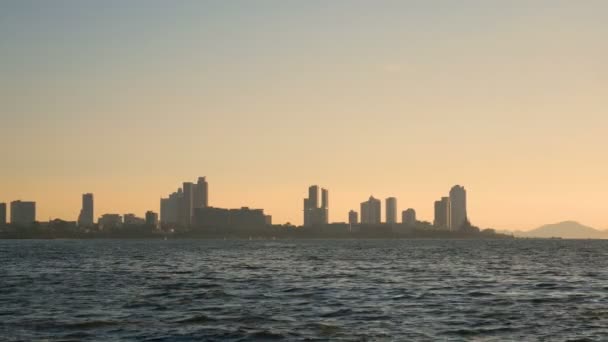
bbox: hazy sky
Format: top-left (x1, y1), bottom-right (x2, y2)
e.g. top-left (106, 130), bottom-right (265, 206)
top-left (1, 1), bottom-right (607, 230)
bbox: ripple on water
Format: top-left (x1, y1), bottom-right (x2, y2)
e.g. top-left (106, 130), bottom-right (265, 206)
top-left (2, 239), bottom-right (608, 341)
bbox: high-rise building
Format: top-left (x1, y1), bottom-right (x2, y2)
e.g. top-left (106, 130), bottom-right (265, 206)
top-left (402, 208), bottom-right (416, 226)
top-left (0, 203), bottom-right (6, 226)
top-left (194, 177), bottom-right (208, 209)
top-left (77, 193), bottom-right (94, 227)
top-left (361, 196), bottom-right (381, 224)
top-left (160, 189), bottom-right (181, 225)
top-left (10, 201), bottom-right (36, 226)
top-left (145, 211), bottom-right (159, 228)
top-left (449, 185), bottom-right (467, 231)
top-left (321, 188), bottom-right (329, 223)
top-left (434, 197), bottom-right (450, 229)
top-left (308, 186), bottom-right (319, 208)
top-left (348, 210), bottom-right (358, 225)
top-left (303, 185), bottom-right (328, 226)
top-left (180, 182), bottom-right (194, 226)
top-left (385, 197), bottom-right (397, 224)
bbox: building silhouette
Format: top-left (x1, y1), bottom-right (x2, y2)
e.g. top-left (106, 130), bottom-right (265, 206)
top-left (161, 177), bottom-right (208, 227)
top-left (194, 207), bottom-right (268, 227)
top-left (180, 182), bottom-right (194, 226)
top-left (386, 197), bottom-right (397, 224)
top-left (98, 214), bottom-right (122, 230)
top-left (0, 203), bottom-right (6, 226)
top-left (434, 197), bottom-right (450, 229)
top-left (160, 189), bottom-right (181, 225)
top-left (77, 193), bottom-right (94, 227)
top-left (348, 210), bottom-right (358, 225)
top-left (449, 185), bottom-right (467, 231)
top-left (264, 215), bottom-right (272, 225)
top-left (194, 177), bottom-right (208, 209)
top-left (145, 211), bottom-right (159, 228)
top-left (402, 208), bottom-right (416, 226)
top-left (10, 201), bottom-right (36, 226)
top-left (361, 196), bottom-right (381, 224)
top-left (303, 185), bottom-right (328, 226)
top-left (124, 213), bottom-right (145, 225)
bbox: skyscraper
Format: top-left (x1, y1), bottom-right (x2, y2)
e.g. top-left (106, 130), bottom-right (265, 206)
top-left (321, 188), bottom-right (329, 223)
top-left (180, 182), bottom-right (194, 226)
top-left (449, 185), bottom-right (467, 231)
top-left (348, 210), bottom-right (358, 225)
top-left (386, 197), bottom-right (397, 224)
top-left (0, 203), bottom-right (6, 226)
top-left (402, 208), bottom-right (416, 226)
top-left (10, 201), bottom-right (36, 226)
top-left (77, 193), bottom-right (94, 227)
top-left (160, 189), bottom-right (181, 225)
top-left (193, 176), bottom-right (208, 209)
top-left (303, 185), bottom-right (328, 226)
top-left (308, 186), bottom-right (319, 208)
top-left (360, 196), bottom-right (381, 224)
top-left (434, 197), bottom-right (450, 229)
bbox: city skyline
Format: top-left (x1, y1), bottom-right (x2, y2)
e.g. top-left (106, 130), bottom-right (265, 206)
top-left (0, 179), bottom-right (471, 228)
top-left (1, 1), bottom-right (607, 230)
top-left (0, 177), bottom-right (604, 230)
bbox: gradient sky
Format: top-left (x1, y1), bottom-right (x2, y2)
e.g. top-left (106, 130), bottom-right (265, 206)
top-left (1, 1), bottom-right (607, 230)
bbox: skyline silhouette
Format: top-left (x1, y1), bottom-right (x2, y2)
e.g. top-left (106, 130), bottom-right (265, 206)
top-left (2, 177), bottom-right (473, 228)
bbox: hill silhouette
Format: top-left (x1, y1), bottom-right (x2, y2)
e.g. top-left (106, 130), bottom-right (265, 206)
top-left (518, 221), bottom-right (607, 239)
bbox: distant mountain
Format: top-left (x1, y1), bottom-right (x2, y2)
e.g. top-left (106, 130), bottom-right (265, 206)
top-left (518, 221), bottom-right (608, 239)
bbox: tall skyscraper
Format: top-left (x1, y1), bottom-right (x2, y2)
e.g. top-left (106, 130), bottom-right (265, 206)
top-left (193, 176), bottom-right (208, 209)
top-left (77, 193), bottom-right (94, 227)
top-left (303, 185), bottom-right (328, 226)
top-left (321, 188), bottom-right (329, 223)
top-left (0, 203), bottom-right (6, 226)
top-left (180, 182), bottom-right (194, 226)
top-left (348, 210), bottom-right (358, 225)
top-left (402, 208), bottom-right (416, 226)
top-left (308, 186), bottom-right (319, 208)
top-left (449, 185), bottom-right (467, 231)
top-left (360, 196), bottom-right (381, 224)
top-left (385, 197), bottom-right (397, 224)
top-left (10, 200), bottom-right (36, 226)
top-left (434, 197), bottom-right (450, 229)
top-left (160, 189), bottom-right (181, 225)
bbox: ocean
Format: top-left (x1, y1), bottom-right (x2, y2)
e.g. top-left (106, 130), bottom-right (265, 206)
top-left (1, 239), bottom-right (607, 341)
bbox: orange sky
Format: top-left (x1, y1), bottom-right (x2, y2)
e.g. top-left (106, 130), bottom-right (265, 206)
top-left (1, 2), bottom-right (607, 230)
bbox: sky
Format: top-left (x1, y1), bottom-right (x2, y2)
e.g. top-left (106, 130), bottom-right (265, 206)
top-left (1, 1), bottom-right (607, 230)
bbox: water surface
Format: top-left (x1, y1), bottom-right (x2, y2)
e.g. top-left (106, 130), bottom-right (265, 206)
top-left (1, 239), bottom-right (607, 341)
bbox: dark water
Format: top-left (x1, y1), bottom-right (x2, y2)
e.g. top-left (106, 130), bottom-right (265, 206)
top-left (1, 239), bottom-right (607, 341)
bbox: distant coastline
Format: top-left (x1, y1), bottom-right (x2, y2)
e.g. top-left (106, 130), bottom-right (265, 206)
top-left (0, 223), bottom-right (513, 240)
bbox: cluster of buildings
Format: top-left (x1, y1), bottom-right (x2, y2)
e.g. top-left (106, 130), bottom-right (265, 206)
top-left (0, 201), bottom-right (36, 227)
top-left (1, 178), bottom-right (469, 233)
top-left (302, 184), bottom-right (468, 231)
top-left (433, 185), bottom-right (468, 231)
top-left (303, 185), bottom-right (329, 226)
top-left (160, 177), bottom-right (271, 228)
top-left (160, 177), bottom-right (209, 226)
top-left (346, 196), bottom-right (418, 226)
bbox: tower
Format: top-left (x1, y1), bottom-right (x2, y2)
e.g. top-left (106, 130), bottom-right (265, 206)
top-left (361, 196), bottom-right (381, 224)
top-left (78, 193), bottom-right (94, 227)
top-left (194, 176), bottom-right (208, 209)
top-left (449, 185), bottom-right (467, 231)
top-left (386, 197), bottom-right (397, 224)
